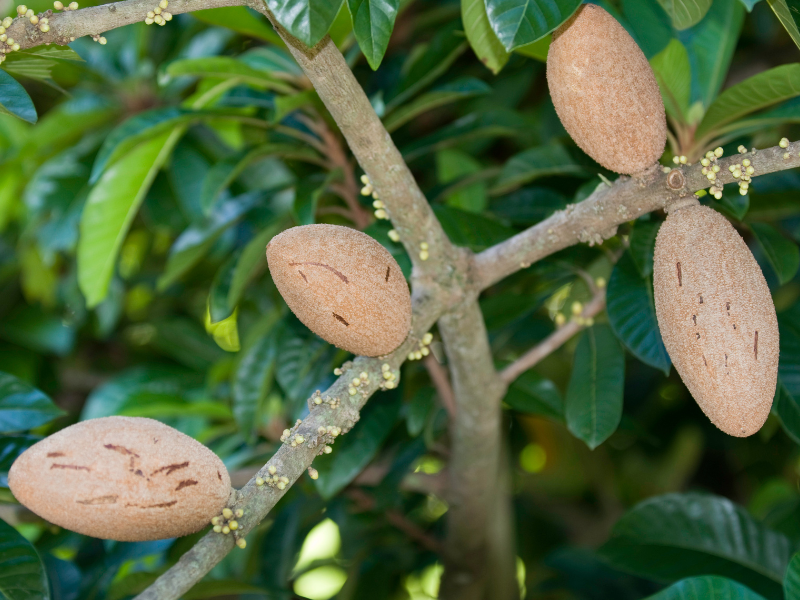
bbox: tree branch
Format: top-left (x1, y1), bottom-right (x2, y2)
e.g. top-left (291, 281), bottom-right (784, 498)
top-left (423, 353), bottom-right (456, 419)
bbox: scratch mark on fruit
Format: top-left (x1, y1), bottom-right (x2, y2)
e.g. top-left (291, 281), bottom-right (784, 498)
top-left (692, 315), bottom-right (696, 326)
top-left (698, 294), bottom-right (703, 304)
top-left (385, 266), bottom-right (390, 282)
top-left (703, 355), bottom-right (708, 367)
top-left (77, 495), bottom-right (118, 505)
top-left (152, 462), bottom-right (189, 476)
top-left (725, 354), bottom-right (728, 367)
top-left (676, 262), bottom-right (682, 286)
top-left (217, 470), bottom-right (222, 481)
top-left (47, 452), bottom-right (65, 457)
top-left (333, 313), bottom-right (349, 326)
top-left (726, 301), bottom-right (730, 315)
top-left (696, 333), bottom-right (700, 339)
top-left (298, 270), bottom-right (307, 283)
top-left (51, 464), bottom-right (90, 471)
top-left (104, 444), bottom-right (139, 457)
top-left (289, 262), bottom-right (348, 283)
top-left (754, 331), bottom-right (758, 360)
top-left (131, 469), bottom-right (145, 478)
top-left (175, 479), bottom-right (198, 491)
top-left (127, 501), bottom-right (178, 509)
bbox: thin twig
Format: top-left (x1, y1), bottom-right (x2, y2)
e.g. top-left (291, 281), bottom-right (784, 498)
top-left (423, 354), bottom-right (456, 419)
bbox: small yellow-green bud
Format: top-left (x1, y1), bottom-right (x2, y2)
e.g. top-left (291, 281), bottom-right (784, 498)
top-left (39, 23), bottom-right (49, 31)
top-left (419, 250), bottom-right (429, 261)
top-left (348, 386), bottom-right (357, 396)
top-left (17, 5), bottom-right (27, 15)
top-left (0, 34), bottom-right (6, 41)
top-left (154, 14), bottom-right (163, 24)
top-left (421, 346), bottom-right (430, 356)
top-left (422, 332), bottom-right (433, 345)
top-left (228, 520), bottom-right (238, 530)
top-left (154, 6), bottom-right (161, 13)
top-left (211, 516), bottom-right (220, 526)
top-left (679, 155), bottom-right (687, 164)
top-left (68, 1), bottom-right (77, 8)
top-left (360, 174), bottom-right (369, 184)
top-left (277, 481), bottom-right (286, 490)
top-left (595, 276), bottom-right (607, 289)
top-left (324, 445), bottom-right (333, 454)
top-left (308, 467), bottom-right (319, 480)
top-left (213, 525), bottom-right (222, 533)
top-left (99, 36), bottom-right (107, 44)
top-left (714, 147), bottom-right (723, 157)
top-left (780, 137), bottom-right (790, 148)
top-left (222, 526), bottom-right (230, 534)
top-left (256, 477), bottom-right (265, 486)
top-left (333, 367), bottom-right (342, 375)
top-left (53, 0), bottom-right (63, 8)
top-left (352, 377), bottom-right (361, 386)
top-left (372, 200), bottom-right (384, 209)
top-left (162, 11), bottom-right (172, 20)
top-left (742, 159), bottom-right (751, 167)
top-left (222, 508), bottom-right (233, 519)
top-left (11, 43), bottom-right (18, 51)
top-left (555, 312), bottom-right (566, 326)
top-left (746, 166), bottom-right (755, 175)
top-left (738, 145), bottom-right (747, 153)
top-left (571, 301), bottom-right (583, 316)
top-left (672, 156), bottom-right (680, 165)
top-left (388, 229), bottom-right (399, 242)
top-left (145, 16), bottom-right (153, 23)
top-left (374, 209), bottom-right (387, 220)
top-left (30, 15), bottom-right (38, 24)
top-left (2, 17), bottom-right (12, 27)
top-left (420, 242), bottom-right (429, 250)
top-left (268, 465), bottom-right (277, 475)
top-left (700, 158), bottom-right (710, 167)
top-left (236, 538), bottom-right (247, 549)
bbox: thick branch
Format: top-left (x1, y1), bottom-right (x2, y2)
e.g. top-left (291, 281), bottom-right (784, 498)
top-left (474, 143), bottom-right (800, 290)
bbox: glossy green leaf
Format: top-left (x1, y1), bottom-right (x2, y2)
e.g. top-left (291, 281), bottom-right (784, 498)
top-left (462, 0), bottom-right (510, 74)
top-left (515, 34), bottom-right (551, 61)
top-left (314, 393), bottom-right (401, 499)
top-left (645, 576), bottom-right (767, 600)
top-left (710, 189), bottom-right (749, 221)
top-left (229, 222), bottom-right (285, 308)
top-left (265, 0), bottom-right (344, 47)
top-left (437, 149), bottom-right (487, 212)
top-left (656, 0), bottom-right (712, 29)
top-left (433, 205), bottom-right (515, 251)
top-left (166, 57), bottom-right (293, 93)
top-left (491, 144), bottom-right (585, 195)
top-left (0, 434), bottom-right (40, 487)
top-left (484, 0), bottom-right (582, 51)
top-left (79, 130), bottom-right (182, 307)
top-left (489, 187), bottom-right (566, 225)
top-left (749, 222), bottom-right (800, 285)
top-left (0, 70), bottom-right (36, 124)
top-left (772, 381), bottom-right (800, 445)
top-left (0, 372), bottom-right (64, 433)
top-left (785, 553), bottom-right (800, 599)
top-left (696, 64), bottom-right (800, 139)
top-left (0, 517), bottom-right (49, 600)
top-left (779, 306), bottom-right (800, 399)
top-left (384, 78), bottom-right (491, 132)
top-left (767, 0), bottom-right (800, 52)
top-left (565, 324), bottom-right (625, 449)
top-left (0, 305), bottom-right (75, 356)
top-left (294, 171), bottom-right (338, 225)
top-left (3, 46), bottom-right (82, 84)
top-left (192, 6), bottom-right (284, 45)
top-left (120, 400), bottom-right (232, 420)
top-left (650, 39), bottom-right (691, 122)
top-left (504, 370), bottom-right (564, 421)
top-left (205, 304), bottom-right (240, 353)
top-left (275, 322), bottom-right (337, 406)
top-left (607, 254), bottom-right (671, 375)
top-left (628, 220), bottom-right (660, 278)
top-left (600, 492), bottom-right (793, 599)
top-left (209, 253), bottom-right (239, 323)
top-left (348, 0), bottom-right (399, 69)
top-left (621, 0), bottom-right (672, 58)
top-left (407, 388), bottom-right (435, 437)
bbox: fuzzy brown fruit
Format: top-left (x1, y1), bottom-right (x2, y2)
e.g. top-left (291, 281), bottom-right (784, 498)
top-left (8, 416), bottom-right (231, 541)
top-left (546, 4), bottom-right (666, 175)
top-left (653, 204), bottom-right (779, 437)
top-left (267, 224), bottom-right (411, 357)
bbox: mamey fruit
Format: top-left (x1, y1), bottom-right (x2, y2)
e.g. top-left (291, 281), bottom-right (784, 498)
top-left (267, 224), bottom-right (411, 356)
top-left (653, 203), bottom-right (779, 437)
top-left (546, 4), bottom-right (666, 175)
top-left (9, 416), bottom-right (231, 541)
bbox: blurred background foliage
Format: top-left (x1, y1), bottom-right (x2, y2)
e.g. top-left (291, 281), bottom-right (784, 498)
top-left (4, 0), bottom-right (800, 598)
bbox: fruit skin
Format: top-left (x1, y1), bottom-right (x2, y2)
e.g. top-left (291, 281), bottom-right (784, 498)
top-left (546, 4), bottom-right (666, 175)
top-left (8, 417), bottom-right (232, 541)
top-left (653, 204), bottom-right (779, 437)
top-left (267, 224), bottom-right (412, 357)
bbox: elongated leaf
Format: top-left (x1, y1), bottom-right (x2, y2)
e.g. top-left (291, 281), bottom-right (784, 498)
top-left (0, 305), bottom-right (75, 356)
top-left (229, 221), bottom-right (285, 308)
top-left (600, 493), bottom-right (793, 599)
top-left (0, 517), bottom-right (49, 600)
top-left (240, 47), bottom-right (303, 75)
top-left (348, 0), bottom-right (399, 69)
top-left (711, 188), bottom-right (750, 221)
top-left (565, 324), bottom-right (625, 449)
top-left (166, 57), bottom-right (293, 93)
top-left (209, 253), bottom-right (239, 323)
top-left (0, 435), bottom-right (40, 487)
top-left (192, 6), bottom-right (284, 45)
top-left (491, 144), bottom-right (585, 195)
top-left (384, 78), bottom-right (491, 132)
top-left (785, 553), bottom-right (800, 599)
top-left (504, 370), bottom-right (564, 420)
top-left (656, 0), bottom-right (712, 29)
top-left (697, 64), bottom-right (800, 139)
top-left (621, 0), bottom-right (672, 58)
top-left (0, 372), bottom-right (64, 433)
top-left (646, 576), bottom-right (767, 600)
top-left (628, 220), bottom-right (660, 278)
top-left (79, 130), bottom-right (182, 307)
top-left (767, 0), bottom-right (800, 52)
top-left (773, 381), bottom-right (800, 445)
top-left (515, 34), bottom-right (551, 60)
top-left (650, 39), bottom-right (691, 122)
top-left (607, 254), bottom-right (671, 375)
top-left (275, 322), bottom-right (337, 408)
top-left (779, 306), bottom-right (800, 398)
top-left (265, 0), bottom-right (343, 47)
top-left (0, 70), bottom-right (36, 124)
top-left (485, 0), bottom-right (582, 51)
top-left (233, 324), bottom-right (281, 443)
top-left (750, 222), bottom-right (800, 285)
top-left (313, 393), bottom-right (401, 499)
top-left (462, 0), bottom-right (510, 74)
top-left (433, 205), bottom-right (515, 251)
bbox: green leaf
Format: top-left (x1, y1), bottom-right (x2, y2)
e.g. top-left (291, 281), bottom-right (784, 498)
top-left (384, 78), bottom-right (491, 133)
top-left (515, 34), bottom-right (551, 61)
top-left (79, 130), bottom-right (182, 307)
top-left (0, 305), bottom-right (75, 356)
top-left (407, 388), bottom-right (435, 437)
top-left (313, 394), bottom-right (401, 499)
top-left (600, 492), bottom-right (793, 599)
top-left (645, 576), bottom-right (767, 600)
top-left (265, 0), bottom-right (344, 47)
top-left (0, 435), bottom-right (40, 487)
top-left (120, 401), bottom-right (232, 420)
top-left (767, 0), bottom-right (800, 52)
top-left (621, 0), bottom-right (672, 58)
top-left (504, 370), bottom-right (564, 421)
top-left (462, 0), bottom-right (510, 74)
top-left (233, 320), bottom-right (281, 443)
top-left (437, 149), bottom-right (487, 212)
top-left (0, 372), bottom-right (64, 433)
top-left (183, 581), bottom-right (271, 600)
top-left (607, 253), bottom-right (671, 375)
top-left (209, 253), bottom-right (239, 323)
top-left (0, 70), bottom-right (36, 124)
top-left (656, 0), bottom-right (712, 29)
top-left (650, 39), bottom-right (691, 122)
top-left (240, 47), bottom-right (303, 76)
top-left (709, 189), bottom-right (749, 221)
top-left (275, 322), bottom-right (337, 406)
top-left (294, 171), bottom-right (337, 225)
top-left (628, 220), bottom-right (660, 278)
top-left (274, 89), bottom-right (320, 122)
top-left (696, 64), bottom-right (800, 140)
top-left (192, 6), bottom-right (285, 45)
top-left (0, 517), bottom-right (49, 600)
top-left (785, 553), bottom-right (800, 599)
top-left (491, 144), bottom-right (585, 195)
top-left (433, 205), bottom-right (515, 251)
top-left (565, 324), bottom-right (625, 449)
top-left (773, 380), bottom-right (800, 445)
top-left (166, 57), bottom-right (294, 93)
top-left (348, 0), bottom-right (399, 70)
top-left (229, 221), bottom-right (285, 308)
top-left (779, 306), bottom-right (800, 399)
top-left (12, 46), bottom-right (84, 62)
top-left (484, 0), bottom-right (582, 51)
top-left (749, 222), bottom-right (800, 285)
top-left (158, 192), bottom-right (264, 291)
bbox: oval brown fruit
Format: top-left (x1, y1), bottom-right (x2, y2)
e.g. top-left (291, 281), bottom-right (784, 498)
top-left (267, 224), bottom-right (412, 357)
top-left (546, 4), bottom-right (667, 175)
top-left (653, 204), bottom-right (779, 437)
top-left (8, 416), bottom-right (232, 541)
